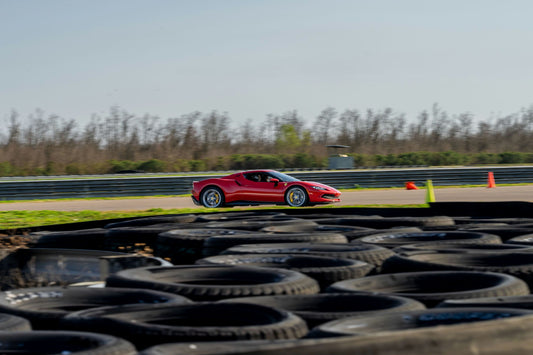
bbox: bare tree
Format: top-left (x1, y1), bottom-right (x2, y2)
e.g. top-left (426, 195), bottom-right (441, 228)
top-left (312, 107), bottom-right (337, 146)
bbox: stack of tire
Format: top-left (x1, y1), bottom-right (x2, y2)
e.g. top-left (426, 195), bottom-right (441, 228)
top-left (4, 211), bottom-right (533, 353)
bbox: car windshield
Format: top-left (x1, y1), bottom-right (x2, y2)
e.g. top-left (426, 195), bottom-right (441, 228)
top-left (269, 171), bottom-right (300, 182)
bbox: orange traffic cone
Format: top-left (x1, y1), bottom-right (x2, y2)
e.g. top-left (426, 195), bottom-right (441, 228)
top-left (405, 181), bottom-right (418, 190)
top-left (487, 172), bottom-right (496, 188)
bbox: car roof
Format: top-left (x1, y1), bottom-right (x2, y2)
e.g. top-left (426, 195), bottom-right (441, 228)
top-left (243, 169), bottom-right (276, 174)
top-left (225, 169), bottom-right (276, 178)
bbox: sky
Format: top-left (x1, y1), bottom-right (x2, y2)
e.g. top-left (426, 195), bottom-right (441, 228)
top-left (2, 0), bottom-right (533, 127)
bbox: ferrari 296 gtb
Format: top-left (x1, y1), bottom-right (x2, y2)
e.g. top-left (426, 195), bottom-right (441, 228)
top-left (191, 170), bottom-right (341, 208)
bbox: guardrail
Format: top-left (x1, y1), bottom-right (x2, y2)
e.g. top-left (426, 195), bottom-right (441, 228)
top-left (0, 166), bottom-right (531, 200)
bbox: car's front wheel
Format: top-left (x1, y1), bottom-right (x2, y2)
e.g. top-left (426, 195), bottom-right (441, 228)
top-left (200, 187), bottom-right (225, 208)
top-left (285, 186), bottom-right (309, 207)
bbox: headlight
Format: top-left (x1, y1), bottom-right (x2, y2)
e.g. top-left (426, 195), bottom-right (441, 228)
top-left (311, 186), bottom-right (328, 191)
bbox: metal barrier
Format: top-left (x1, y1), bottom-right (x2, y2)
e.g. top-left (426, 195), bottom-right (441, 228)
top-left (0, 166), bottom-right (532, 200)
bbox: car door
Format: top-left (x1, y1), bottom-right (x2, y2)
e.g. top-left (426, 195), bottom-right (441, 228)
top-left (240, 172), bottom-right (283, 203)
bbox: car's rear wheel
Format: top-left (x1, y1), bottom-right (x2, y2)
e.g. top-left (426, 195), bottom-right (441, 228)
top-left (200, 187), bottom-right (225, 208)
top-left (285, 186), bottom-right (309, 207)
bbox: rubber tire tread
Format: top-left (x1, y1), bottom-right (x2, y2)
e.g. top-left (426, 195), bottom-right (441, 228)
top-left (202, 232), bottom-right (348, 256)
top-left (358, 231), bottom-right (501, 249)
top-left (105, 265), bottom-right (320, 301)
top-left (64, 302), bottom-right (308, 349)
top-left (0, 313), bottom-right (31, 331)
top-left (0, 330), bottom-right (137, 355)
top-left (381, 251), bottom-right (533, 288)
top-left (139, 340), bottom-right (299, 355)
top-left (393, 242), bottom-right (533, 254)
top-left (507, 233), bottom-right (533, 245)
top-left (306, 307), bottom-right (533, 338)
top-left (313, 216), bottom-right (454, 229)
top-left (0, 286), bottom-right (191, 330)
top-left (326, 270), bottom-right (530, 307)
top-left (438, 295), bottom-right (533, 310)
top-left (222, 242), bottom-right (395, 267)
top-left (196, 254), bottom-right (374, 289)
top-left (140, 315), bottom-right (533, 355)
top-left (195, 211), bottom-right (286, 222)
top-left (220, 293), bottom-right (425, 328)
top-left (204, 218), bottom-right (317, 231)
top-left (466, 227), bottom-right (533, 241)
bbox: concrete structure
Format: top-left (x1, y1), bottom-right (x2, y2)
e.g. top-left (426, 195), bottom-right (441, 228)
top-left (327, 145), bottom-right (354, 170)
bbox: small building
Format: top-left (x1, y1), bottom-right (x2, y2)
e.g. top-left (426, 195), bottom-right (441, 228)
top-left (327, 145), bottom-right (354, 170)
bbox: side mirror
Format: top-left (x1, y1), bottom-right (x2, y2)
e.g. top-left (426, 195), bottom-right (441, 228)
top-left (270, 178), bottom-right (279, 183)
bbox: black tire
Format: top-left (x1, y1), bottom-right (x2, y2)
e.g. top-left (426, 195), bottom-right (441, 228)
top-left (196, 254), bottom-right (374, 289)
top-left (106, 265), bottom-right (320, 301)
top-left (394, 242), bottom-right (533, 254)
top-left (221, 242), bottom-right (395, 267)
top-left (0, 331), bottom-right (137, 355)
top-left (306, 307), bottom-right (533, 338)
top-left (438, 295), bottom-right (533, 310)
top-left (325, 270), bottom-right (530, 307)
top-left (140, 340), bottom-right (299, 355)
top-left (358, 231), bottom-right (501, 248)
top-left (139, 316), bottom-right (533, 355)
top-left (466, 227), bottom-right (533, 241)
top-left (200, 186), bottom-right (225, 208)
top-left (381, 251), bottom-right (533, 289)
top-left (454, 217), bottom-right (533, 225)
top-left (260, 223), bottom-right (322, 233)
top-left (26, 228), bottom-right (109, 250)
top-left (311, 216), bottom-right (385, 225)
top-left (104, 214), bottom-right (198, 228)
top-left (0, 313), bottom-right (31, 331)
top-left (156, 228), bottom-right (252, 264)
top-left (507, 233), bottom-right (533, 246)
top-left (0, 248), bottom-right (167, 291)
top-left (64, 302), bottom-right (308, 349)
top-left (313, 216), bottom-right (454, 229)
top-left (421, 223), bottom-right (510, 231)
top-left (202, 232), bottom-right (348, 257)
top-left (204, 218), bottom-right (317, 232)
top-left (195, 211), bottom-right (286, 222)
top-left (312, 224), bottom-right (375, 238)
top-left (104, 224), bottom-right (189, 253)
top-left (220, 293), bottom-right (425, 328)
top-left (285, 186), bottom-right (309, 207)
top-left (0, 286), bottom-right (191, 330)
top-left (347, 227), bottom-right (426, 241)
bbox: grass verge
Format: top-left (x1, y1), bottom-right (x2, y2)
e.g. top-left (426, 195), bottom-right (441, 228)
top-left (0, 204), bottom-right (429, 230)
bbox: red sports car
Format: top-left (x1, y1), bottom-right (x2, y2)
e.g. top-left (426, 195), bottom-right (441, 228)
top-left (191, 170), bottom-right (341, 208)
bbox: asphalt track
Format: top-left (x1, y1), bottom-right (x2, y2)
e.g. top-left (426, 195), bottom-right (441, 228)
top-left (1, 185), bottom-right (533, 211)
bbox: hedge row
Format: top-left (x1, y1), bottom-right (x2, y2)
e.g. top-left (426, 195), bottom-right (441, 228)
top-left (0, 151), bottom-right (532, 176)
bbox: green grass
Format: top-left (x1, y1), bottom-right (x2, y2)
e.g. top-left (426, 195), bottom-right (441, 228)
top-left (0, 208), bottom-right (215, 230)
top-left (0, 204), bottom-right (430, 230)
top-left (0, 195), bottom-right (189, 204)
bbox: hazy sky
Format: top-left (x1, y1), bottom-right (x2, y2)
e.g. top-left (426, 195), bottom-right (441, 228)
top-left (2, 0), bottom-right (533, 126)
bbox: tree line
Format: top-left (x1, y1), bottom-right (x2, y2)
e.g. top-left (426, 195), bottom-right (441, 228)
top-left (1, 104), bottom-right (533, 176)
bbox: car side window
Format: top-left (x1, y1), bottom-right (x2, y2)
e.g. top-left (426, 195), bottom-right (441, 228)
top-left (245, 173), bottom-right (260, 182)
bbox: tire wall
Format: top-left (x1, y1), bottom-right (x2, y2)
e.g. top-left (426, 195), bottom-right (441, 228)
top-left (3, 203), bottom-right (533, 352)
